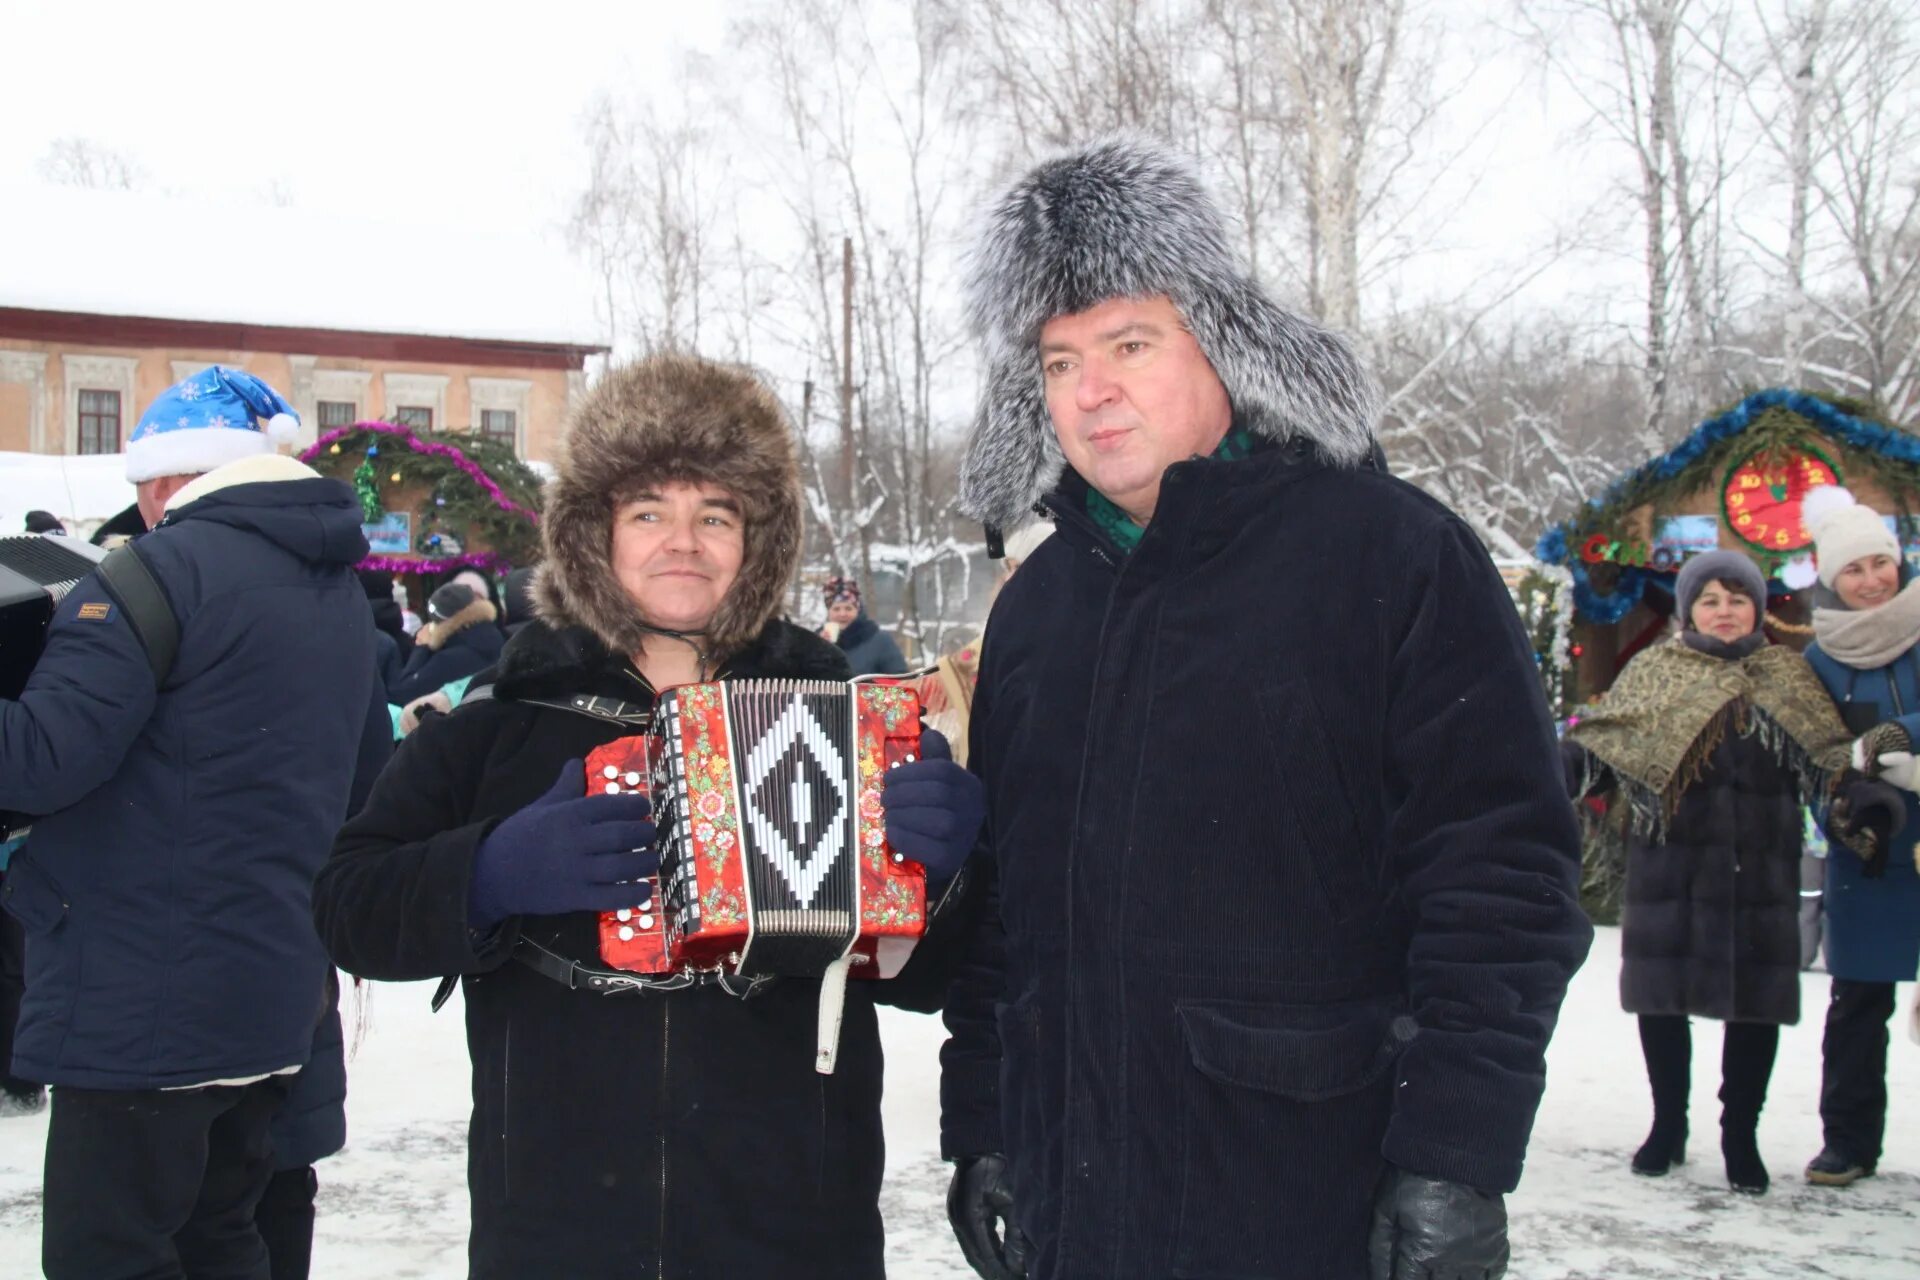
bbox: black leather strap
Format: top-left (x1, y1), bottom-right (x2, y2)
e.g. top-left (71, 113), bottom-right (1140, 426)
top-left (94, 544), bottom-right (179, 687)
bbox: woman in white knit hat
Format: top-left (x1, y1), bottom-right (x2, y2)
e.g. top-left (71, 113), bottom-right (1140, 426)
top-left (1801, 485), bottom-right (1920, 1187)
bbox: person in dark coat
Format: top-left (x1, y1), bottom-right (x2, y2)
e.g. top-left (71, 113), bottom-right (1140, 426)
top-left (500, 564), bottom-right (539, 637)
top-left (312, 353), bottom-right (987, 1280)
top-left (359, 569), bottom-right (413, 686)
top-left (0, 365), bottom-right (389, 1279)
top-left (385, 580), bottom-right (505, 705)
top-left (820, 575), bottom-right (909, 674)
top-left (256, 969), bottom-right (348, 1280)
top-left (88, 500), bottom-right (147, 547)
top-left (1797, 486), bottom-right (1920, 1186)
top-left (1564, 550), bottom-right (1885, 1194)
top-left (937, 138), bottom-right (1593, 1280)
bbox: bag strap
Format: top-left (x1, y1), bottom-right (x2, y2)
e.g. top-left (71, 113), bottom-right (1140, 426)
top-left (94, 544), bottom-right (180, 688)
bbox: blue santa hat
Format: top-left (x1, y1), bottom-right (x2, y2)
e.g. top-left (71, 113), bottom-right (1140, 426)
top-left (125, 366), bottom-right (302, 483)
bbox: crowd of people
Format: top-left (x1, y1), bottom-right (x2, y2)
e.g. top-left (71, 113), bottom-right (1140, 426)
top-left (0, 134), bottom-right (1910, 1280)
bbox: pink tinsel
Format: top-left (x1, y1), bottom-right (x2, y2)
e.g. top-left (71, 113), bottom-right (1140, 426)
top-left (357, 551), bottom-right (514, 577)
top-left (299, 420), bottom-right (539, 523)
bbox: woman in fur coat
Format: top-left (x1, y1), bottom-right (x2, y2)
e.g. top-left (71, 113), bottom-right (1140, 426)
top-left (1565, 550), bottom-right (1890, 1194)
top-left (313, 354), bottom-right (985, 1279)
top-left (1797, 486), bottom-right (1920, 1188)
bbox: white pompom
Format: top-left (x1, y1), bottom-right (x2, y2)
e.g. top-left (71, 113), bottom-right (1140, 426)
top-left (1800, 485), bottom-right (1857, 536)
top-left (1781, 556), bottom-right (1819, 590)
top-left (266, 411), bottom-right (301, 441)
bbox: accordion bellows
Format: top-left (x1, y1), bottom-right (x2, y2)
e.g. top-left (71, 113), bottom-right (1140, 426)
top-left (591, 679), bottom-right (929, 1059)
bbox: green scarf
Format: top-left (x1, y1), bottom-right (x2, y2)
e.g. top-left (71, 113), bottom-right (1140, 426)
top-left (1568, 636), bottom-right (1853, 832)
top-left (1086, 426), bottom-right (1256, 554)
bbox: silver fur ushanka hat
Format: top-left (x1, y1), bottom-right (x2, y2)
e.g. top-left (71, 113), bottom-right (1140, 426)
top-left (958, 135), bottom-right (1382, 531)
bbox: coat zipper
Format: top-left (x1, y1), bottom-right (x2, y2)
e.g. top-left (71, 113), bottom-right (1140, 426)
top-left (656, 999), bottom-right (671, 1279)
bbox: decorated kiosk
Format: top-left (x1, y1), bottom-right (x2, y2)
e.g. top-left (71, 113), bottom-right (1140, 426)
top-left (298, 420), bottom-right (543, 595)
top-left (1533, 389), bottom-right (1920, 711)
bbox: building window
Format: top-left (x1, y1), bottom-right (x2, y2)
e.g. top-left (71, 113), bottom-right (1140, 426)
top-left (394, 406), bottom-right (432, 431)
top-left (479, 409), bottom-right (517, 447)
top-left (317, 400), bottom-right (357, 429)
top-left (77, 389), bottom-right (120, 455)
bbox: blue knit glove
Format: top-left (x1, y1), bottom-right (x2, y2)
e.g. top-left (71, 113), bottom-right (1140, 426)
top-left (467, 759), bottom-right (658, 930)
top-left (882, 728), bottom-right (985, 884)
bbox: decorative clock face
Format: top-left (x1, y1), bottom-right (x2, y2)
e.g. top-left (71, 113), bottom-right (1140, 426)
top-left (1721, 448), bottom-right (1840, 553)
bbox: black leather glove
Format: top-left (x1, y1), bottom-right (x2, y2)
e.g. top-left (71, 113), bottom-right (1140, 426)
top-left (1369, 1166), bottom-right (1509, 1280)
top-left (1835, 774), bottom-right (1904, 879)
top-left (947, 1154), bottom-right (1029, 1280)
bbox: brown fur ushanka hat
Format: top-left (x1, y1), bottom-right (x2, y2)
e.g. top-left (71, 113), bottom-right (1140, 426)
top-left (534, 354), bottom-right (802, 660)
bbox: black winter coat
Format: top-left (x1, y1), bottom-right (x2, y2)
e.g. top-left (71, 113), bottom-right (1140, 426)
top-left (940, 446), bottom-right (1592, 1280)
top-left (314, 618), bottom-right (971, 1280)
top-left (1574, 693), bottom-right (1808, 1027)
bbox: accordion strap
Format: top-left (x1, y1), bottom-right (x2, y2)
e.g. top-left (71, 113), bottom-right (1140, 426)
top-left (462, 686), bottom-right (653, 728)
top-left (511, 935), bottom-right (770, 998)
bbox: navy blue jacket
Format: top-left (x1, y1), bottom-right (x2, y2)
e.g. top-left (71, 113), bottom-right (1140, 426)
top-left (0, 467), bottom-right (387, 1090)
top-left (388, 620), bottom-right (505, 705)
top-left (1806, 641), bottom-right (1920, 982)
top-left (940, 445), bottom-right (1592, 1280)
top-left (833, 611), bottom-right (908, 676)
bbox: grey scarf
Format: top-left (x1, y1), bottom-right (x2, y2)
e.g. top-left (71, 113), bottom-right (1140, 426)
top-left (1813, 577), bottom-right (1920, 669)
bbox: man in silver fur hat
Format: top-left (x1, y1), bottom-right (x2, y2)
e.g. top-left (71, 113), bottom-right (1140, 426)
top-left (937, 137), bottom-right (1593, 1280)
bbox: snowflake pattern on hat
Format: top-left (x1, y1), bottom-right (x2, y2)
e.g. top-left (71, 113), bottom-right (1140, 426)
top-left (125, 365), bottom-right (302, 483)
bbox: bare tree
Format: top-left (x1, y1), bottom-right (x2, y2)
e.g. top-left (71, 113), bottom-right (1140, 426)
top-left (36, 137), bottom-right (142, 190)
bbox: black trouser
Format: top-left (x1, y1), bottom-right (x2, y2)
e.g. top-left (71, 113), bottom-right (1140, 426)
top-left (43, 1077), bottom-right (289, 1280)
top-left (256, 1166), bottom-right (318, 1280)
top-left (1820, 978), bottom-right (1897, 1165)
top-left (0, 874), bottom-right (39, 1097)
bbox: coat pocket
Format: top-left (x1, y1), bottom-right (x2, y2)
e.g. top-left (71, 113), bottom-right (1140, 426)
top-left (1171, 998), bottom-right (1412, 1279)
top-left (1, 855), bottom-right (69, 935)
top-left (1253, 683), bottom-right (1378, 921)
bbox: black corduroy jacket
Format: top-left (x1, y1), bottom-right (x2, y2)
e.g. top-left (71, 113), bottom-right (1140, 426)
top-left (940, 443), bottom-right (1593, 1280)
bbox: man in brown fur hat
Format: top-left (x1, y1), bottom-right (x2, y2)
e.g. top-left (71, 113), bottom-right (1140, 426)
top-left (315, 354), bottom-right (986, 1278)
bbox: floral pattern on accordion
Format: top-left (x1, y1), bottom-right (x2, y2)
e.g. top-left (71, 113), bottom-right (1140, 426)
top-left (676, 683), bottom-right (749, 935)
top-left (857, 683), bottom-right (926, 932)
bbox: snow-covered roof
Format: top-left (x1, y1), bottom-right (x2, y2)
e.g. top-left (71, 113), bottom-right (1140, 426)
top-left (0, 183), bottom-right (607, 349)
top-left (0, 451), bottom-right (134, 539)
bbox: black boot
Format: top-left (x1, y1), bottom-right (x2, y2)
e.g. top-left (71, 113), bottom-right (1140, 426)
top-left (1633, 1015), bottom-right (1691, 1176)
top-left (1812, 979), bottom-right (1895, 1186)
top-left (1720, 1022), bottom-right (1779, 1195)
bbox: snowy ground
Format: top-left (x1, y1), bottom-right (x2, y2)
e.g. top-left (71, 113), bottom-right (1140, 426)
top-left (1, 926), bottom-right (1916, 1278)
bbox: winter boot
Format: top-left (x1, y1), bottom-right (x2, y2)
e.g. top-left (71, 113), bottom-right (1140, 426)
top-left (1804, 1146), bottom-right (1876, 1187)
top-left (1719, 1022), bottom-right (1779, 1195)
top-left (1632, 1015), bottom-right (1691, 1176)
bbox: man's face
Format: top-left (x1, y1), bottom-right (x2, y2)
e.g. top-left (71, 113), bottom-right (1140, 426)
top-left (1039, 294), bottom-right (1233, 525)
top-left (609, 480), bottom-right (745, 634)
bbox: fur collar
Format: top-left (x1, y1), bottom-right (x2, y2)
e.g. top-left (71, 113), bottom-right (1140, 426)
top-left (495, 617), bottom-right (849, 702)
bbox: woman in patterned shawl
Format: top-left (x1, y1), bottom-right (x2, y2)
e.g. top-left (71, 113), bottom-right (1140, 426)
top-left (1564, 549), bottom-right (1898, 1196)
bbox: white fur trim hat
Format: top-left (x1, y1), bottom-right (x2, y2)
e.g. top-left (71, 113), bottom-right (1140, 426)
top-left (1804, 486), bottom-right (1899, 586)
top-left (125, 366), bottom-right (301, 483)
top-left (956, 134), bottom-right (1381, 533)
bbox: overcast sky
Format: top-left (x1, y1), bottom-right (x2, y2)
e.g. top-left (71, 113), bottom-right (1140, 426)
top-left (0, 0), bottom-right (1654, 336)
top-left (0, 1), bottom-right (725, 242)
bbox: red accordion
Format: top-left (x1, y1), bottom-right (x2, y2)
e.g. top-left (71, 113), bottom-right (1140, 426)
top-left (590, 679), bottom-right (928, 995)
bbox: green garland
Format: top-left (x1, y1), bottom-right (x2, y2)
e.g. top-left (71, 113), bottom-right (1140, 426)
top-left (308, 426), bottom-right (544, 566)
top-left (1562, 392), bottom-right (1916, 554)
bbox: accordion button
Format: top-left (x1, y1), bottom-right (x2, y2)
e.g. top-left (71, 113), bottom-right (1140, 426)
top-left (602, 765), bottom-right (619, 779)
top-left (624, 771), bottom-right (642, 786)
top-left (638, 914), bottom-right (655, 930)
top-left (618, 926), bottom-right (635, 941)
top-left (604, 783), bottom-right (620, 795)
top-left (616, 908), bottom-right (632, 921)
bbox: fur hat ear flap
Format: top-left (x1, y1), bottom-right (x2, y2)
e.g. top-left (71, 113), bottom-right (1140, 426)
top-left (1182, 279), bottom-right (1380, 468)
top-left (958, 359), bottom-right (1065, 529)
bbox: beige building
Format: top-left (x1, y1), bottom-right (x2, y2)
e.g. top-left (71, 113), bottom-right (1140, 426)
top-left (0, 185), bottom-right (607, 464)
